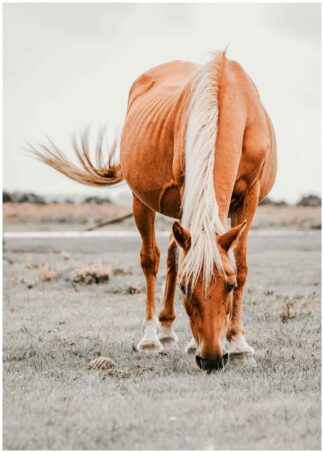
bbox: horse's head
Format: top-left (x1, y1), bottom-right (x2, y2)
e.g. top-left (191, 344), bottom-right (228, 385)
top-left (172, 220), bottom-right (247, 371)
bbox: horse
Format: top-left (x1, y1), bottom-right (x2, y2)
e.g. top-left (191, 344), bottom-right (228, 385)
top-left (32, 50), bottom-right (277, 371)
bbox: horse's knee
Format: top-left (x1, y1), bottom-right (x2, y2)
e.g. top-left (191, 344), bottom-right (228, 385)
top-left (140, 253), bottom-right (155, 274)
top-left (140, 247), bottom-right (160, 276)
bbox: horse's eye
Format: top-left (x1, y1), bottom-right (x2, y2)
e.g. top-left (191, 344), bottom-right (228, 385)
top-left (180, 283), bottom-right (186, 294)
top-left (226, 281), bottom-right (236, 292)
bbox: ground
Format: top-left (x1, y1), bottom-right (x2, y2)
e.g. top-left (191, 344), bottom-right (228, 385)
top-left (3, 205), bottom-right (321, 449)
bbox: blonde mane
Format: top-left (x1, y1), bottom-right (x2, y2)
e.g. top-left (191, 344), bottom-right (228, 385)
top-left (180, 51), bottom-right (227, 290)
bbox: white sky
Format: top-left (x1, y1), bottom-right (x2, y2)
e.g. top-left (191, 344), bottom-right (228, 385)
top-left (3, 3), bottom-right (321, 203)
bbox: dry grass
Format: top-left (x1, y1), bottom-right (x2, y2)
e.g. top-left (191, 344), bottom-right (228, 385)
top-left (73, 265), bottom-right (109, 285)
top-left (3, 202), bottom-right (131, 224)
top-left (280, 296), bottom-right (313, 323)
top-left (39, 265), bottom-right (59, 282)
top-left (3, 228), bottom-right (321, 449)
top-left (2, 202), bottom-right (321, 230)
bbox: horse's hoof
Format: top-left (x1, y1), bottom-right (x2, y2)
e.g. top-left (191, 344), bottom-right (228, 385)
top-left (137, 318), bottom-right (163, 352)
top-left (184, 338), bottom-right (197, 354)
top-left (229, 335), bottom-right (255, 356)
top-left (88, 356), bottom-right (116, 370)
top-left (136, 339), bottom-right (164, 352)
top-left (158, 325), bottom-right (179, 347)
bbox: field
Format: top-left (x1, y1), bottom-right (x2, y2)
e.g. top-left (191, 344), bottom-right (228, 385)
top-left (3, 204), bottom-right (321, 450)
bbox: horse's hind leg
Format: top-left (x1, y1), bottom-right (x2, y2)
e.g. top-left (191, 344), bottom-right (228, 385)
top-left (158, 235), bottom-right (179, 346)
top-left (133, 195), bottom-right (163, 352)
top-left (228, 181), bottom-right (260, 356)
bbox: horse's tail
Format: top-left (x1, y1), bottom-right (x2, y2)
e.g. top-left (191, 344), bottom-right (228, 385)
top-left (30, 129), bottom-right (123, 187)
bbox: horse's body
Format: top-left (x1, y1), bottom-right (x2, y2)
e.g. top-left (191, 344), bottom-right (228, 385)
top-left (34, 51), bottom-right (277, 370)
top-left (122, 57), bottom-right (276, 220)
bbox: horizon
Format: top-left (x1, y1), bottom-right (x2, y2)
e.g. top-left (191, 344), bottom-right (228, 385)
top-left (3, 188), bottom-right (321, 207)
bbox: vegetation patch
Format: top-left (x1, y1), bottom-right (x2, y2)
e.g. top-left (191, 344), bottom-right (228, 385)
top-left (73, 266), bottom-right (109, 285)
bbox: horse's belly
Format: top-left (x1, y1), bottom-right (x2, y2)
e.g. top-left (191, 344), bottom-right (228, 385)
top-left (130, 179), bottom-right (181, 219)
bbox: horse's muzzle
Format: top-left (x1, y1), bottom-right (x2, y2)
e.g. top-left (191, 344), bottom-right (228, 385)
top-left (195, 352), bottom-right (229, 371)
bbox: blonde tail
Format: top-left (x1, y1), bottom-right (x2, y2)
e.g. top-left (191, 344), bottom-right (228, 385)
top-left (30, 129), bottom-right (123, 187)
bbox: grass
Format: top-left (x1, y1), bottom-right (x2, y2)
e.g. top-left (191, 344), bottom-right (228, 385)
top-left (3, 230), bottom-right (321, 449)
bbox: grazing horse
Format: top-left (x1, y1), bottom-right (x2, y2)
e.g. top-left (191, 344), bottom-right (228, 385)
top-left (33, 50), bottom-right (277, 371)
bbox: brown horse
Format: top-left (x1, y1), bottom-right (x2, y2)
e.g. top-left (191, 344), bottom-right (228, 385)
top-left (33, 50), bottom-right (277, 371)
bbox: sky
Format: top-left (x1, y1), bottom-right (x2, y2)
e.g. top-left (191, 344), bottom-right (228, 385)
top-left (3, 3), bottom-right (321, 204)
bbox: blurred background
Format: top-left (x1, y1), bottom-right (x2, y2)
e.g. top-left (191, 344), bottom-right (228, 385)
top-left (3, 3), bottom-right (321, 205)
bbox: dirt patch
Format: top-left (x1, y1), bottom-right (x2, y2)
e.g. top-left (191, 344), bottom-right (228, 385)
top-left (39, 265), bottom-right (59, 282)
top-left (3, 202), bottom-right (131, 225)
top-left (73, 266), bottom-right (109, 285)
top-left (280, 296), bottom-right (314, 323)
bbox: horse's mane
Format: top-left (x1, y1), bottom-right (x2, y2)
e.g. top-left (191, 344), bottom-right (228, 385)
top-left (180, 50), bottom-right (228, 291)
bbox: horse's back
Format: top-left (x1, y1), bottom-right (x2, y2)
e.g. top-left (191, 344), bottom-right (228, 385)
top-left (127, 60), bottom-right (198, 110)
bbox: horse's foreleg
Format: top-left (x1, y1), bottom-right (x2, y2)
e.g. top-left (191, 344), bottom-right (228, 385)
top-left (158, 235), bottom-right (179, 345)
top-left (133, 195), bottom-right (163, 352)
top-left (228, 181), bottom-right (260, 355)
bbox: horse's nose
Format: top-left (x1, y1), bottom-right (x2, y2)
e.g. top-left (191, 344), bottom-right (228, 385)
top-left (195, 353), bottom-right (229, 371)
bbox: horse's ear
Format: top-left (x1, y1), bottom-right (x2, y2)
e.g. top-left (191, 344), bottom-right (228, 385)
top-left (173, 221), bottom-right (191, 250)
top-left (217, 220), bottom-right (247, 251)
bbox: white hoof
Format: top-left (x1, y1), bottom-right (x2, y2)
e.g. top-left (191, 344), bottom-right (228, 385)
top-left (137, 338), bottom-right (164, 352)
top-left (158, 324), bottom-right (179, 344)
top-left (229, 335), bottom-right (255, 356)
top-left (137, 319), bottom-right (164, 352)
top-left (184, 337), bottom-right (197, 354)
